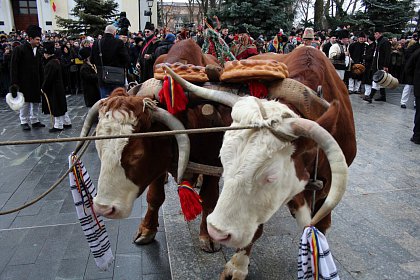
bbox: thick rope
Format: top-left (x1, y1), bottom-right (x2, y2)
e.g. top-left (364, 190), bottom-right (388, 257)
top-left (0, 137), bottom-right (92, 215)
top-left (0, 125), bottom-right (258, 147)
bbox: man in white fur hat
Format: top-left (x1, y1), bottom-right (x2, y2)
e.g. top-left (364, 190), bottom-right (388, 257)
top-left (10, 25), bottom-right (45, 131)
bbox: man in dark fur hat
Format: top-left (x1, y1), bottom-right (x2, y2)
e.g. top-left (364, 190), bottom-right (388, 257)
top-left (136, 22), bottom-right (158, 83)
top-left (363, 25), bottom-right (391, 103)
top-left (10, 25), bottom-right (45, 130)
top-left (348, 31), bottom-right (367, 94)
top-left (41, 41), bottom-right (72, 132)
top-left (118, 11), bottom-right (131, 29)
top-left (329, 29), bottom-right (350, 80)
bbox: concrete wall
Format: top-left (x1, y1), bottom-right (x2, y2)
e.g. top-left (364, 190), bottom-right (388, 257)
top-left (0, 0), bottom-right (158, 34)
top-left (0, 0), bottom-right (14, 33)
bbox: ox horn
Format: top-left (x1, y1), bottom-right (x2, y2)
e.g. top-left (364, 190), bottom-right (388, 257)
top-left (268, 79), bottom-right (329, 120)
top-left (280, 117), bottom-right (348, 226)
top-left (163, 65), bottom-right (239, 107)
top-left (74, 99), bottom-right (102, 153)
top-left (150, 107), bottom-right (190, 183)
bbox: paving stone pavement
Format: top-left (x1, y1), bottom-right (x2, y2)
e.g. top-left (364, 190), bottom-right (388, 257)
top-left (0, 95), bottom-right (170, 280)
top-left (0, 90), bottom-right (419, 280)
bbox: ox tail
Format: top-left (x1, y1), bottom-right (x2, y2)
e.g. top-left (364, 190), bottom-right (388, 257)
top-left (163, 64), bottom-right (239, 107)
top-left (286, 118), bottom-right (348, 226)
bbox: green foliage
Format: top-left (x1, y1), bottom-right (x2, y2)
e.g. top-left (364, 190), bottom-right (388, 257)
top-left (349, 0), bottom-right (415, 33)
top-left (214, 0), bottom-right (294, 38)
top-left (56, 0), bottom-right (118, 36)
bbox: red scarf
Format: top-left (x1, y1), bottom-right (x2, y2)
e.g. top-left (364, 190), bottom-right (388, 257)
top-left (141, 35), bottom-right (156, 56)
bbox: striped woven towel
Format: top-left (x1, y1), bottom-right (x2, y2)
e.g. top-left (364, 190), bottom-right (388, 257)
top-left (298, 226), bottom-right (339, 280)
top-left (68, 155), bottom-right (114, 271)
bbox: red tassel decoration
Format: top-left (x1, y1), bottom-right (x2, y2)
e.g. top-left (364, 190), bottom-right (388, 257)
top-left (158, 75), bottom-right (188, 114)
top-left (177, 181), bottom-right (202, 221)
top-left (248, 80), bottom-right (268, 99)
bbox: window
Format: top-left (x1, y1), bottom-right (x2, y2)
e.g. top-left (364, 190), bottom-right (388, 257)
top-left (18, 0), bottom-right (37, 15)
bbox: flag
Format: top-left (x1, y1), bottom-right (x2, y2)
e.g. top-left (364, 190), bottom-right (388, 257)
top-left (51, 0), bottom-right (56, 12)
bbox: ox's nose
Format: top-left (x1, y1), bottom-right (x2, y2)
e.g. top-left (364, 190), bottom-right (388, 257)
top-left (93, 203), bottom-right (116, 217)
top-left (207, 222), bottom-right (231, 242)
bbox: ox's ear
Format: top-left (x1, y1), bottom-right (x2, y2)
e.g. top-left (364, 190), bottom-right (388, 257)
top-left (315, 100), bottom-right (340, 135)
top-left (109, 87), bottom-right (128, 98)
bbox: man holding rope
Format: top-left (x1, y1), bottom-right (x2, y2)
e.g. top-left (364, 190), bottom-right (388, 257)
top-left (10, 25), bottom-right (46, 131)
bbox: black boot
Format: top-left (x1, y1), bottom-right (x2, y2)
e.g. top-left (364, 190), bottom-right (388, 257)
top-left (363, 89), bottom-right (376, 103)
top-left (374, 88), bottom-right (386, 101)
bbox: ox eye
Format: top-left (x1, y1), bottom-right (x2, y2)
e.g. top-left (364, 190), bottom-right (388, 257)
top-left (131, 152), bottom-right (144, 160)
top-left (265, 174), bottom-right (277, 184)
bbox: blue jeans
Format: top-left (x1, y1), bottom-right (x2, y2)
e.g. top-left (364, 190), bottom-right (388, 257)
top-left (99, 83), bottom-right (124, 99)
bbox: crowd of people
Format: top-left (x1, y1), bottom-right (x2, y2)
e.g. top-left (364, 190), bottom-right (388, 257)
top-left (0, 17), bottom-right (419, 144)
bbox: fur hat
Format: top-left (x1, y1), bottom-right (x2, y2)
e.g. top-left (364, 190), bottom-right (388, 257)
top-left (144, 22), bottom-right (155, 31)
top-left (119, 27), bottom-right (129, 36)
top-left (79, 47), bottom-right (91, 60)
top-left (338, 29), bottom-right (350, 39)
top-left (134, 36), bottom-right (143, 44)
top-left (43, 41), bottom-right (55, 55)
top-left (26, 25), bottom-right (42, 39)
top-left (302, 28), bottom-right (314, 40)
top-left (238, 25), bottom-right (248, 34)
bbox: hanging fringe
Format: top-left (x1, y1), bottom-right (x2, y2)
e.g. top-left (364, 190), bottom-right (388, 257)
top-left (177, 180), bottom-right (202, 221)
top-left (158, 75), bottom-right (188, 114)
top-left (298, 226), bottom-right (339, 280)
top-left (68, 155), bottom-right (114, 271)
top-left (248, 81), bottom-right (268, 99)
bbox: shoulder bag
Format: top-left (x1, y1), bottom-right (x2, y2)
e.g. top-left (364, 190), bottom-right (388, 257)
top-left (98, 39), bottom-right (125, 84)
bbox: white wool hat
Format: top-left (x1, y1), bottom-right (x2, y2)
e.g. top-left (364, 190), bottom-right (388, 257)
top-left (6, 91), bottom-right (25, 111)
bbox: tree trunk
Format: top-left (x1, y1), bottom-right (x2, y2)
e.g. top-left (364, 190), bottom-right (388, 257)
top-left (314, 0), bottom-right (324, 30)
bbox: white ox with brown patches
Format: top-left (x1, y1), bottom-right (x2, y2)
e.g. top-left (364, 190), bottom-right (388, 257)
top-left (205, 97), bottom-right (348, 279)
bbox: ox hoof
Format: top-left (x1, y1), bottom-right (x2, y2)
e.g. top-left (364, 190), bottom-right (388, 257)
top-left (133, 230), bottom-right (157, 245)
top-left (220, 270), bottom-right (247, 280)
top-left (219, 251), bottom-right (249, 280)
top-left (199, 236), bottom-right (221, 253)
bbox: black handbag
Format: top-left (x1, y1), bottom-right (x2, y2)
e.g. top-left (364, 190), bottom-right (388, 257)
top-left (70, 64), bottom-right (78, 72)
top-left (98, 39), bottom-right (125, 84)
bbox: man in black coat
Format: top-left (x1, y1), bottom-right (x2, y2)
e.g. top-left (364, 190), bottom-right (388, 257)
top-left (79, 47), bottom-right (100, 107)
top-left (399, 34), bottom-right (419, 108)
top-left (364, 27), bottom-right (391, 102)
top-left (348, 32), bottom-right (367, 94)
top-left (41, 41), bottom-right (72, 132)
top-left (91, 25), bottom-right (130, 98)
top-left (136, 22), bottom-right (158, 83)
top-left (10, 25), bottom-right (45, 130)
top-left (154, 33), bottom-right (175, 59)
top-left (405, 47), bottom-right (420, 144)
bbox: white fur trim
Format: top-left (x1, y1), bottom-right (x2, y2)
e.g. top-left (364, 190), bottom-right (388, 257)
top-left (5, 92), bottom-right (25, 111)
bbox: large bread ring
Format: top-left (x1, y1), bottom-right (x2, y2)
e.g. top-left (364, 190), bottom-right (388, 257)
top-left (154, 62), bottom-right (209, 83)
top-left (221, 59), bottom-right (289, 82)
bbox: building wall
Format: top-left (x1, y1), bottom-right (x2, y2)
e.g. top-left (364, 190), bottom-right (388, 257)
top-left (0, 0), bottom-right (15, 33)
top-left (0, 0), bottom-right (158, 34)
top-left (161, 2), bottom-right (201, 32)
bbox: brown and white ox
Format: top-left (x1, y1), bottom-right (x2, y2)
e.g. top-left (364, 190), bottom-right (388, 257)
top-left (163, 47), bottom-right (356, 279)
top-left (77, 43), bottom-right (356, 279)
top-left (77, 40), bottom-right (227, 252)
